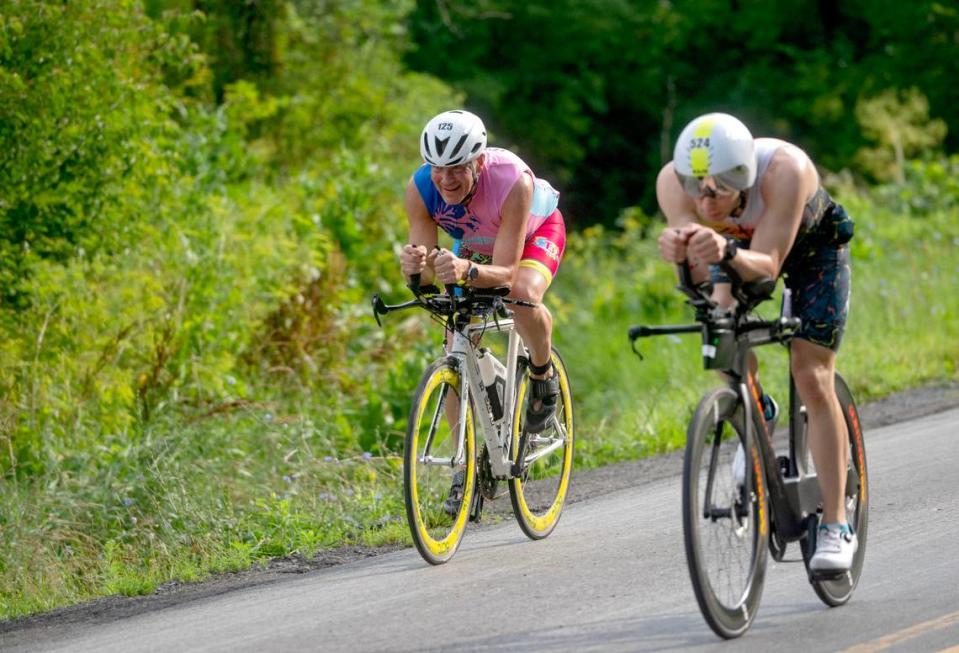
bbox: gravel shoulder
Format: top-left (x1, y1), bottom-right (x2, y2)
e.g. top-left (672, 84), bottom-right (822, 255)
top-left (3, 380), bottom-right (957, 635)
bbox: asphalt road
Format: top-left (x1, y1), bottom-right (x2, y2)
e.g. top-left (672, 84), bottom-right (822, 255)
top-left (5, 408), bottom-right (959, 652)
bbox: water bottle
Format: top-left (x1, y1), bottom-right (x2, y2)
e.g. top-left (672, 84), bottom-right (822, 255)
top-left (476, 348), bottom-right (506, 421)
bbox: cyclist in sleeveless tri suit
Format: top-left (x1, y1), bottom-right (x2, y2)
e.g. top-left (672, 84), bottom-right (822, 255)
top-left (656, 113), bottom-right (857, 573)
top-left (399, 110), bottom-right (566, 514)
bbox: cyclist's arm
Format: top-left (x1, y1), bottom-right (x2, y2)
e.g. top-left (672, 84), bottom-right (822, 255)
top-left (656, 162), bottom-right (710, 284)
top-left (404, 177), bottom-right (439, 284)
top-left (474, 173), bottom-right (533, 288)
top-left (726, 148), bottom-right (812, 280)
top-left (656, 162), bottom-right (700, 228)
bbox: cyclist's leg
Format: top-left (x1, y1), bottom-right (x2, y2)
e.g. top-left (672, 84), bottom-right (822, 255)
top-left (792, 340), bottom-right (849, 523)
top-left (510, 266), bottom-right (552, 369)
top-left (510, 210), bottom-right (565, 431)
top-left (786, 242), bottom-right (851, 525)
top-left (786, 241), bottom-right (856, 569)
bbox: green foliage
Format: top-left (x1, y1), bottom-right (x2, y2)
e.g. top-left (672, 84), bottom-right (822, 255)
top-left (855, 88), bottom-right (947, 182)
top-left (0, 0), bottom-right (459, 484)
top-left (405, 0), bottom-right (959, 225)
top-left (0, 0), bottom-right (195, 308)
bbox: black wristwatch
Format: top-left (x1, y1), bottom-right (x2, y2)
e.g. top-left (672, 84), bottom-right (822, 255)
top-left (722, 238), bottom-right (739, 262)
top-left (466, 263), bottom-right (480, 283)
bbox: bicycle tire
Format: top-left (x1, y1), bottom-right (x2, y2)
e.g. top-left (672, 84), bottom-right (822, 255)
top-left (508, 347), bottom-right (575, 540)
top-left (403, 358), bottom-right (477, 565)
top-left (683, 387), bottom-right (770, 639)
top-left (799, 372), bottom-right (869, 606)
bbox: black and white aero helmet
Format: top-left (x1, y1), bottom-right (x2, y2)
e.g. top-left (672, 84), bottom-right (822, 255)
top-left (420, 110), bottom-right (487, 167)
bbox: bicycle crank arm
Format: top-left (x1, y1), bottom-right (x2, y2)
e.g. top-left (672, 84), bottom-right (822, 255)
top-left (520, 435), bottom-right (566, 468)
top-left (418, 455), bottom-right (460, 467)
top-left (705, 506), bottom-right (732, 520)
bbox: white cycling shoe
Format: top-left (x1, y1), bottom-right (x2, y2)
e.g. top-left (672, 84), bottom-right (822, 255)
top-left (810, 524), bottom-right (858, 572)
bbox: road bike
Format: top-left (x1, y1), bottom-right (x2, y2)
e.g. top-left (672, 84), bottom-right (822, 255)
top-left (372, 275), bottom-right (574, 565)
top-left (628, 262), bottom-right (868, 638)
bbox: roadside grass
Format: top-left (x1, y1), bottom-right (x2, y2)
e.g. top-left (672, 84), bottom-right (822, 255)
top-left (2, 194), bottom-right (957, 620)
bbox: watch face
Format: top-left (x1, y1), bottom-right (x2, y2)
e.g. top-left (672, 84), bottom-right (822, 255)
top-left (468, 265), bottom-right (479, 280)
top-left (725, 241), bottom-right (737, 261)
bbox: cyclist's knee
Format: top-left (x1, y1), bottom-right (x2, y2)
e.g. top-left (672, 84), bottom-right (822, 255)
top-left (510, 267), bottom-right (549, 304)
top-left (791, 344), bottom-right (836, 406)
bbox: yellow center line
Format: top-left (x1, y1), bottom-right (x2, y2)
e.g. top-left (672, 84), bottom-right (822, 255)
top-left (837, 610), bottom-right (959, 653)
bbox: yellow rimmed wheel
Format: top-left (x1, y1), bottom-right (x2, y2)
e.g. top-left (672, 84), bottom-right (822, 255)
top-left (404, 359), bottom-right (476, 565)
top-left (508, 347), bottom-right (574, 540)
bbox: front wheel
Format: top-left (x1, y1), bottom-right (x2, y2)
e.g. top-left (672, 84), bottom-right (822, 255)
top-left (403, 359), bottom-right (476, 565)
top-left (508, 347), bottom-right (575, 540)
top-left (683, 387), bottom-right (770, 639)
top-left (800, 372), bottom-right (869, 606)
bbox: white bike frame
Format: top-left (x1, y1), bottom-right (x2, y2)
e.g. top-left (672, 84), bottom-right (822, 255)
top-left (437, 315), bottom-right (566, 478)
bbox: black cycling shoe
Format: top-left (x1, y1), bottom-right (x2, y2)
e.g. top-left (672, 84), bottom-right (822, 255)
top-left (525, 370), bottom-right (560, 434)
top-left (443, 469), bottom-right (466, 517)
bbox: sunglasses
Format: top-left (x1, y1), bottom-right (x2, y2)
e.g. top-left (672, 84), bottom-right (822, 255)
top-left (678, 174), bottom-right (740, 199)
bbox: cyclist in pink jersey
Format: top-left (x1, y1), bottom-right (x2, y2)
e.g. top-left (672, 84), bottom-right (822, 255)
top-left (400, 111), bottom-right (566, 513)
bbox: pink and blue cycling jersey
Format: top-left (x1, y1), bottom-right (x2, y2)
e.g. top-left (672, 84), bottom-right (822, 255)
top-left (412, 148), bottom-right (560, 257)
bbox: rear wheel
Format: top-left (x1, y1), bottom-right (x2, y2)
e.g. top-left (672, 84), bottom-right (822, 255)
top-left (404, 359), bottom-right (476, 565)
top-left (508, 347), bottom-right (574, 540)
top-left (799, 373), bottom-right (869, 606)
top-left (683, 387), bottom-right (769, 639)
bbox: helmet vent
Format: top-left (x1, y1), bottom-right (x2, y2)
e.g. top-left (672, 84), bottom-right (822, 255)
top-left (447, 134), bottom-right (469, 162)
top-left (435, 136), bottom-right (451, 157)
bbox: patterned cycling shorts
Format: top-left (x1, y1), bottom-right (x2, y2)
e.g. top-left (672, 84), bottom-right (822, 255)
top-left (460, 209), bottom-right (567, 286)
top-left (710, 241), bottom-right (851, 351)
top-left (781, 242), bottom-right (851, 351)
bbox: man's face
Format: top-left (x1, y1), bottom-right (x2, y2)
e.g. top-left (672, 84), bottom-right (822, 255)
top-left (687, 177), bottom-right (741, 221)
top-left (430, 158), bottom-right (480, 205)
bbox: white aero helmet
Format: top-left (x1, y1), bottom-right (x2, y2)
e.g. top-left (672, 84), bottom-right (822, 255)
top-left (673, 113), bottom-right (757, 193)
top-left (420, 109), bottom-right (487, 167)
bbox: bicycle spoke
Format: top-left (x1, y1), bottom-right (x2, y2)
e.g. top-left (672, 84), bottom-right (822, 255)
top-left (683, 388), bottom-right (767, 639)
top-left (421, 384), bottom-right (449, 460)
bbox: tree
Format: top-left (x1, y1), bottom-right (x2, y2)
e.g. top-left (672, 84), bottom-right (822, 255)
top-left (855, 88), bottom-right (947, 183)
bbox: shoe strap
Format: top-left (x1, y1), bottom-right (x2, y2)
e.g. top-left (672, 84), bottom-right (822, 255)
top-left (529, 374), bottom-right (560, 399)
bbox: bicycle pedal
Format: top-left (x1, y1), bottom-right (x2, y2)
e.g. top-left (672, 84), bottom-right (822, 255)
top-left (808, 569), bottom-right (850, 583)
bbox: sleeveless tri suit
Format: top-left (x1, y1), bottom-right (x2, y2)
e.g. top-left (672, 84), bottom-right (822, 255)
top-left (413, 148), bottom-right (566, 284)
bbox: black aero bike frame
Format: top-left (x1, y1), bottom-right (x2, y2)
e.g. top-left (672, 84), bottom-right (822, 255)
top-left (628, 261), bottom-right (868, 638)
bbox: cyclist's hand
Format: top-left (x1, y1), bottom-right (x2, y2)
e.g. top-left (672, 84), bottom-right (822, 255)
top-left (685, 225), bottom-right (726, 264)
top-left (400, 244), bottom-right (429, 278)
top-left (432, 248), bottom-right (468, 285)
top-left (658, 227), bottom-right (689, 263)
